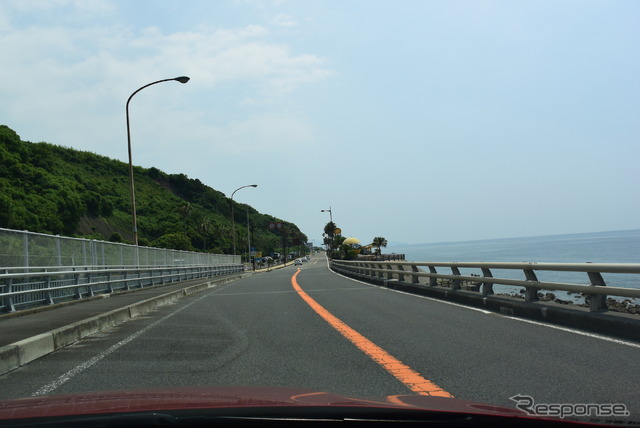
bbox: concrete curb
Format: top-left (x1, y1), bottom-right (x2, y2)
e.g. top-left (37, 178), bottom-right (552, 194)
top-left (0, 274), bottom-right (247, 376)
top-left (252, 261), bottom-right (296, 273)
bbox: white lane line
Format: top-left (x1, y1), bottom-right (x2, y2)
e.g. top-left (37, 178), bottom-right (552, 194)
top-left (326, 262), bottom-right (492, 315)
top-left (214, 287), bottom-right (371, 297)
top-left (324, 257), bottom-right (640, 349)
top-left (502, 316), bottom-right (640, 349)
top-left (32, 284), bottom-right (230, 396)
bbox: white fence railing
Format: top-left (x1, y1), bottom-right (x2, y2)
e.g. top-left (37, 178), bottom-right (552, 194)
top-left (0, 228), bottom-right (243, 312)
top-left (0, 264), bottom-right (243, 313)
top-left (330, 260), bottom-right (640, 312)
top-left (0, 228), bottom-right (240, 268)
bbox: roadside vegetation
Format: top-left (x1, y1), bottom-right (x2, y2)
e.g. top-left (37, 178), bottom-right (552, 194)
top-left (323, 221), bottom-right (387, 261)
top-left (0, 125), bottom-right (306, 255)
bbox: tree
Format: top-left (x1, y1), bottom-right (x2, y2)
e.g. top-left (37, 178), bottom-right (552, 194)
top-left (153, 233), bottom-right (194, 251)
top-left (180, 202), bottom-right (191, 236)
top-left (372, 236), bottom-right (388, 256)
top-left (199, 216), bottom-right (211, 251)
top-left (324, 221), bottom-right (338, 238)
top-left (109, 232), bottom-right (124, 243)
top-left (0, 125), bottom-right (308, 253)
top-left (323, 221), bottom-right (340, 257)
top-left (331, 235), bottom-right (346, 259)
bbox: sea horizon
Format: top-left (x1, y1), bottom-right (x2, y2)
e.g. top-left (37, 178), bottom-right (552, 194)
top-left (384, 228), bottom-right (640, 296)
top-left (386, 228), bottom-right (640, 265)
top-left (387, 228), bottom-right (640, 249)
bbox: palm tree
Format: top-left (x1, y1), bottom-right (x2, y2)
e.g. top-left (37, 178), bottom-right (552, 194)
top-left (324, 221), bottom-right (338, 238)
top-left (180, 202), bottom-right (191, 236)
top-left (199, 216), bottom-right (211, 251)
top-left (323, 221), bottom-right (338, 257)
top-left (372, 237), bottom-right (388, 257)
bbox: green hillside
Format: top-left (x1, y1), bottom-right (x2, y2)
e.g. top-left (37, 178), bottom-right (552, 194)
top-left (0, 125), bottom-right (306, 256)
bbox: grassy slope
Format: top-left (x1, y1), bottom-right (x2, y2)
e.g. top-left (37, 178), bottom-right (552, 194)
top-left (0, 125), bottom-right (305, 255)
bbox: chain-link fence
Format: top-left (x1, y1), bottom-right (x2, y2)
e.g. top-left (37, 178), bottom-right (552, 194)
top-left (0, 228), bottom-right (240, 268)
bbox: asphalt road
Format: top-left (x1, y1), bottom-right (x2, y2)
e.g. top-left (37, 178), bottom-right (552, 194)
top-left (1, 254), bottom-right (639, 420)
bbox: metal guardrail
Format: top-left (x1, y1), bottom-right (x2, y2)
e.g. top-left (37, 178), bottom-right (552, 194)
top-left (0, 264), bottom-right (243, 313)
top-left (330, 260), bottom-right (640, 312)
top-left (0, 227), bottom-right (244, 313)
top-left (356, 254), bottom-right (406, 261)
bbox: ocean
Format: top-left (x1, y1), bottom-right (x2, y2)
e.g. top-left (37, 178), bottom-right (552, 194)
top-left (385, 229), bottom-right (640, 300)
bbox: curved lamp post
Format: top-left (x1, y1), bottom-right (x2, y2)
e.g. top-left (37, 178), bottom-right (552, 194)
top-left (321, 206), bottom-right (334, 256)
top-left (126, 76), bottom-right (190, 246)
top-left (231, 184), bottom-right (258, 256)
top-left (321, 206), bottom-right (333, 223)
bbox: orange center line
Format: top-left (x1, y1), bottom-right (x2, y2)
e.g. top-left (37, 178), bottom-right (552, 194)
top-left (291, 269), bottom-right (453, 398)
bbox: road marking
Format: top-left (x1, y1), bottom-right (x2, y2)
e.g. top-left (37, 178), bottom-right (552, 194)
top-left (212, 287), bottom-right (372, 297)
top-left (327, 262), bottom-right (492, 315)
top-left (324, 257), bottom-right (640, 349)
top-left (31, 283), bottom-right (233, 396)
top-left (291, 269), bottom-right (452, 398)
top-left (503, 316), bottom-right (640, 349)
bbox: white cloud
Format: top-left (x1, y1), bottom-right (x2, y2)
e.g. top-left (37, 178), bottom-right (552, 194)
top-left (270, 13), bottom-right (297, 28)
top-left (0, 5), bottom-right (332, 162)
top-left (4, 0), bottom-right (114, 25)
top-left (0, 6), bottom-right (10, 32)
top-left (14, 0), bottom-right (112, 13)
top-left (212, 113), bottom-right (314, 153)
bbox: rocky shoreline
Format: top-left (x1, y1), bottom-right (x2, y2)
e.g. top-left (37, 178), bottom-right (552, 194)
top-left (443, 278), bottom-right (640, 315)
top-left (500, 290), bottom-right (640, 315)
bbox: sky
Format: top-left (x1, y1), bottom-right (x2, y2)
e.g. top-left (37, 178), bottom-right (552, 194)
top-left (1, 0), bottom-right (638, 246)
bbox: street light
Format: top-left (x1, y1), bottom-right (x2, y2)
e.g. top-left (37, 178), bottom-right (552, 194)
top-left (321, 206), bottom-right (333, 223)
top-left (231, 184), bottom-right (258, 256)
top-left (126, 76), bottom-right (190, 247)
top-left (246, 206), bottom-right (252, 270)
top-left (321, 206), bottom-right (334, 256)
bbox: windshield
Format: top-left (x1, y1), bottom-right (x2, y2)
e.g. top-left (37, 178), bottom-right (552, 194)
top-left (0, 1), bottom-right (638, 427)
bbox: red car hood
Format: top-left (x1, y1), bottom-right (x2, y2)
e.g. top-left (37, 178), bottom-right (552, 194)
top-left (0, 386), bottom-right (530, 421)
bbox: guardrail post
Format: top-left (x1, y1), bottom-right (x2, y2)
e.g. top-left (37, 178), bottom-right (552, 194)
top-left (56, 236), bottom-right (62, 266)
top-left (45, 276), bottom-right (54, 305)
top-left (481, 267), bottom-right (494, 295)
top-left (428, 266), bottom-right (438, 286)
top-left (86, 273), bottom-right (94, 297)
top-left (523, 269), bottom-right (540, 302)
top-left (386, 263), bottom-right (393, 280)
top-left (74, 272), bottom-right (83, 300)
top-left (411, 265), bottom-right (420, 284)
top-left (587, 271), bottom-right (608, 312)
top-left (364, 263), bottom-right (374, 278)
top-left (397, 264), bottom-right (405, 282)
top-left (4, 278), bottom-right (16, 312)
top-left (377, 263), bottom-right (384, 279)
top-left (23, 233), bottom-right (29, 267)
top-left (451, 267), bottom-right (462, 291)
top-left (360, 262), bottom-right (366, 276)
